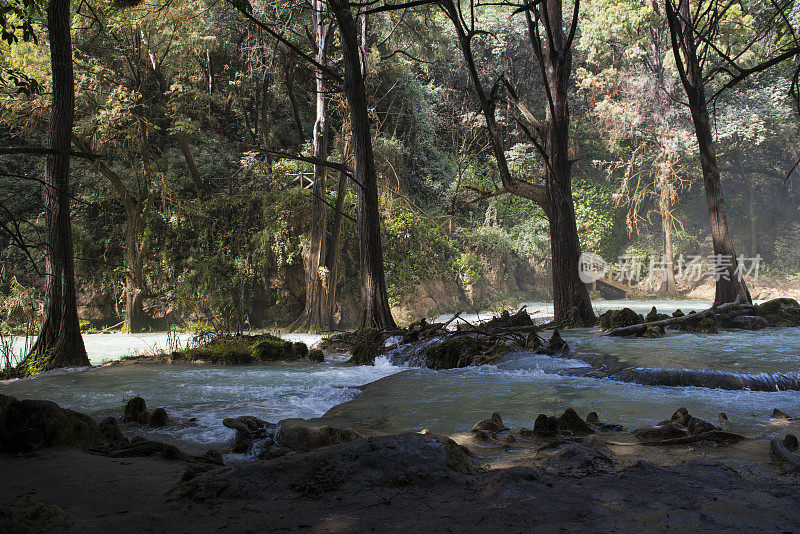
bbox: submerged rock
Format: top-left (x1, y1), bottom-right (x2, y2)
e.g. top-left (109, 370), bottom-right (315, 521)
top-left (771, 408), bottom-right (799, 421)
top-left (274, 421), bottom-right (361, 452)
top-left (535, 329), bottom-right (569, 356)
top-left (169, 433), bottom-right (473, 501)
top-left (532, 414), bottom-right (560, 436)
top-left (640, 325), bottom-right (665, 338)
top-left (149, 408), bottom-right (169, 428)
top-left (0, 394), bottom-right (106, 453)
top-left (308, 349), bottom-right (325, 363)
top-left (633, 422), bottom-right (688, 442)
top-left (670, 407), bottom-right (718, 435)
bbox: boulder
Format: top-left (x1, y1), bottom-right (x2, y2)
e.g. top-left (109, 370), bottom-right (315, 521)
top-left (423, 336), bottom-right (507, 370)
top-left (222, 416), bottom-right (276, 454)
top-left (0, 395), bottom-right (106, 453)
top-left (149, 408), bottom-right (169, 428)
top-left (471, 412), bottom-right (507, 434)
top-left (169, 433), bottom-right (473, 501)
top-left (670, 407), bottom-right (719, 435)
top-left (599, 308), bottom-right (642, 330)
top-left (539, 435), bottom-right (615, 477)
top-left (557, 408), bottom-right (594, 435)
top-left (274, 422), bottom-right (361, 452)
top-left (633, 422), bottom-right (689, 443)
top-left (729, 315), bottom-right (768, 330)
top-left (645, 307), bottom-right (669, 323)
top-left (757, 298), bottom-right (800, 326)
top-left (98, 417), bottom-right (129, 448)
top-left (640, 325), bottom-right (665, 338)
top-left (672, 309), bottom-right (685, 318)
top-left (771, 408), bottom-right (798, 421)
top-left (535, 329), bottom-right (569, 356)
top-left (308, 349), bottom-right (325, 363)
top-left (532, 414), bottom-right (559, 436)
top-left (123, 396), bottom-right (149, 424)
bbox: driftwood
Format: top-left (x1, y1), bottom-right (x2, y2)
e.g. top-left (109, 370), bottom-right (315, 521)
top-left (770, 435), bottom-right (800, 470)
top-left (605, 430), bottom-right (746, 447)
top-left (604, 308), bottom-right (715, 337)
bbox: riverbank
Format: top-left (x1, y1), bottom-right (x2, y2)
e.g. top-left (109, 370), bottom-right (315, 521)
top-left (1, 411), bottom-right (798, 533)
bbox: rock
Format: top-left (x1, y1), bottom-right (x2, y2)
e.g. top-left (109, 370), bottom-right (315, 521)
top-left (599, 308), bottom-right (642, 330)
top-left (98, 417), bottom-right (128, 448)
top-left (252, 335), bottom-right (303, 362)
top-left (645, 307), bottom-right (669, 323)
top-left (0, 395), bottom-right (106, 453)
top-left (292, 342), bottom-right (309, 358)
top-left (471, 412), bottom-right (508, 434)
top-left (672, 309), bottom-right (685, 318)
top-left (557, 408), bottom-right (594, 435)
top-left (423, 336), bottom-right (507, 370)
top-left (484, 309), bottom-right (534, 329)
top-left (535, 329), bottom-right (569, 356)
top-left (771, 408), bottom-right (798, 421)
top-left (633, 422), bottom-right (689, 442)
top-left (539, 437), bottom-right (615, 477)
top-left (308, 349), bottom-right (325, 363)
top-left (757, 298), bottom-right (800, 326)
top-left (640, 325), bottom-right (665, 338)
top-left (347, 328), bottom-right (384, 365)
top-left (671, 407), bottom-right (718, 435)
top-left (149, 408), bottom-right (168, 428)
top-left (783, 434), bottom-right (798, 453)
top-left (676, 314), bottom-right (718, 333)
top-left (274, 422), bottom-right (361, 452)
top-left (123, 397), bottom-right (149, 424)
top-left (222, 416), bottom-right (275, 454)
top-left (718, 413), bottom-right (729, 430)
top-left (256, 445), bottom-right (291, 460)
top-left (586, 412), bottom-right (600, 424)
top-left (729, 315), bottom-right (768, 330)
top-left (169, 433), bottom-right (473, 501)
top-left (532, 414), bottom-right (559, 436)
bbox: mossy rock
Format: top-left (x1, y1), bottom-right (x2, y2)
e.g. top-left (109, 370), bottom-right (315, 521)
top-left (252, 335), bottom-right (298, 361)
top-left (645, 307), bottom-right (670, 323)
top-left (173, 334), bottom-right (307, 364)
top-left (672, 309), bottom-right (685, 318)
top-left (599, 308), bottom-right (642, 330)
top-left (348, 328), bottom-right (385, 365)
top-left (640, 325), bottom-right (665, 338)
top-left (756, 298), bottom-right (800, 326)
top-left (308, 349), bottom-right (324, 363)
top-left (676, 314), bottom-right (719, 333)
top-left (423, 336), bottom-right (507, 370)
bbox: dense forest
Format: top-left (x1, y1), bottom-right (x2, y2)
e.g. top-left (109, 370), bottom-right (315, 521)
top-left (2, 0), bottom-right (800, 342)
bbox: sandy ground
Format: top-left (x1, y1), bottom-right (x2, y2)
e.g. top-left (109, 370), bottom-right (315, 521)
top-left (2, 423), bottom-right (799, 534)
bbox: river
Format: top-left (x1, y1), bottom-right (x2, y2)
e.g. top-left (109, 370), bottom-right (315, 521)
top-left (1, 299), bottom-right (797, 454)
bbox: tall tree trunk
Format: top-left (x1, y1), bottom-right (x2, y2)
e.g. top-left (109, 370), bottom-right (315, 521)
top-left (123, 206), bottom-right (146, 332)
top-left (292, 5), bottom-right (331, 332)
top-left (323, 172), bottom-right (349, 327)
top-left (329, 0), bottom-right (396, 329)
top-left (660, 198), bottom-right (677, 295)
top-left (540, 0), bottom-right (596, 325)
top-left (23, 0), bottom-right (89, 375)
top-left (667, 0), bottom-right (750, 306)
top-left (177, 130), bottom-right (203, 198)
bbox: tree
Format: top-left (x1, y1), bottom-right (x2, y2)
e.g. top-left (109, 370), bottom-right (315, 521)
top-left (664, 0), bottom-right (800, 305)
top-left (441, 0), bottom-right (596, 325)
top-left (21, 0), bottom-right (89, 375)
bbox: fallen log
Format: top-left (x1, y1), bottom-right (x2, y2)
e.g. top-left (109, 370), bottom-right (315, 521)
top-left (605, 430), bottom-right (746, 447)
top-left (604, 308), bottom-right (715, 337)
top-left (770, 435), bottom-right (800, 470)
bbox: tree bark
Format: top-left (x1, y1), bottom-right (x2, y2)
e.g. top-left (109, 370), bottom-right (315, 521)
top-left (292, 2), bottom-right (332, 332)
top-left (660, 199), bottom-right (677, 295)
top-left (177, 130), bottom-right (203, 198)
top-left (538, 0), bottom-right (595, 325)
top-left (329, 0), bottom-right (396, 329)
top-left (666, 0), bottom-right (751, 306)
top-left (23, 0), bottom-right (89, 375)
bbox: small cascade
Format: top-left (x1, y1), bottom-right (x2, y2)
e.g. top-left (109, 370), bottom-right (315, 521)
top-left (382, 336), bottom-right (444, 367)
top-left (613, 368), bottom-right (800, 391)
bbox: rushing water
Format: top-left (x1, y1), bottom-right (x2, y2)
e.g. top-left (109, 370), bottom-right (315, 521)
top-left (1, 299), bottom-right (798, 453)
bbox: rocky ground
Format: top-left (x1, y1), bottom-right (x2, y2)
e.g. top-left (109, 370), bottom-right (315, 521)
top-left (1, 394), bottom-right (799, 533)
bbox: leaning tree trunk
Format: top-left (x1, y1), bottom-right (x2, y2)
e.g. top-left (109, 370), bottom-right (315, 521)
top-left (23, 0), bottom-right (89, 376)
top-left (541, 0), bottom-right (596, 326)
top-left (329, 0), bottom-right (396, 329)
